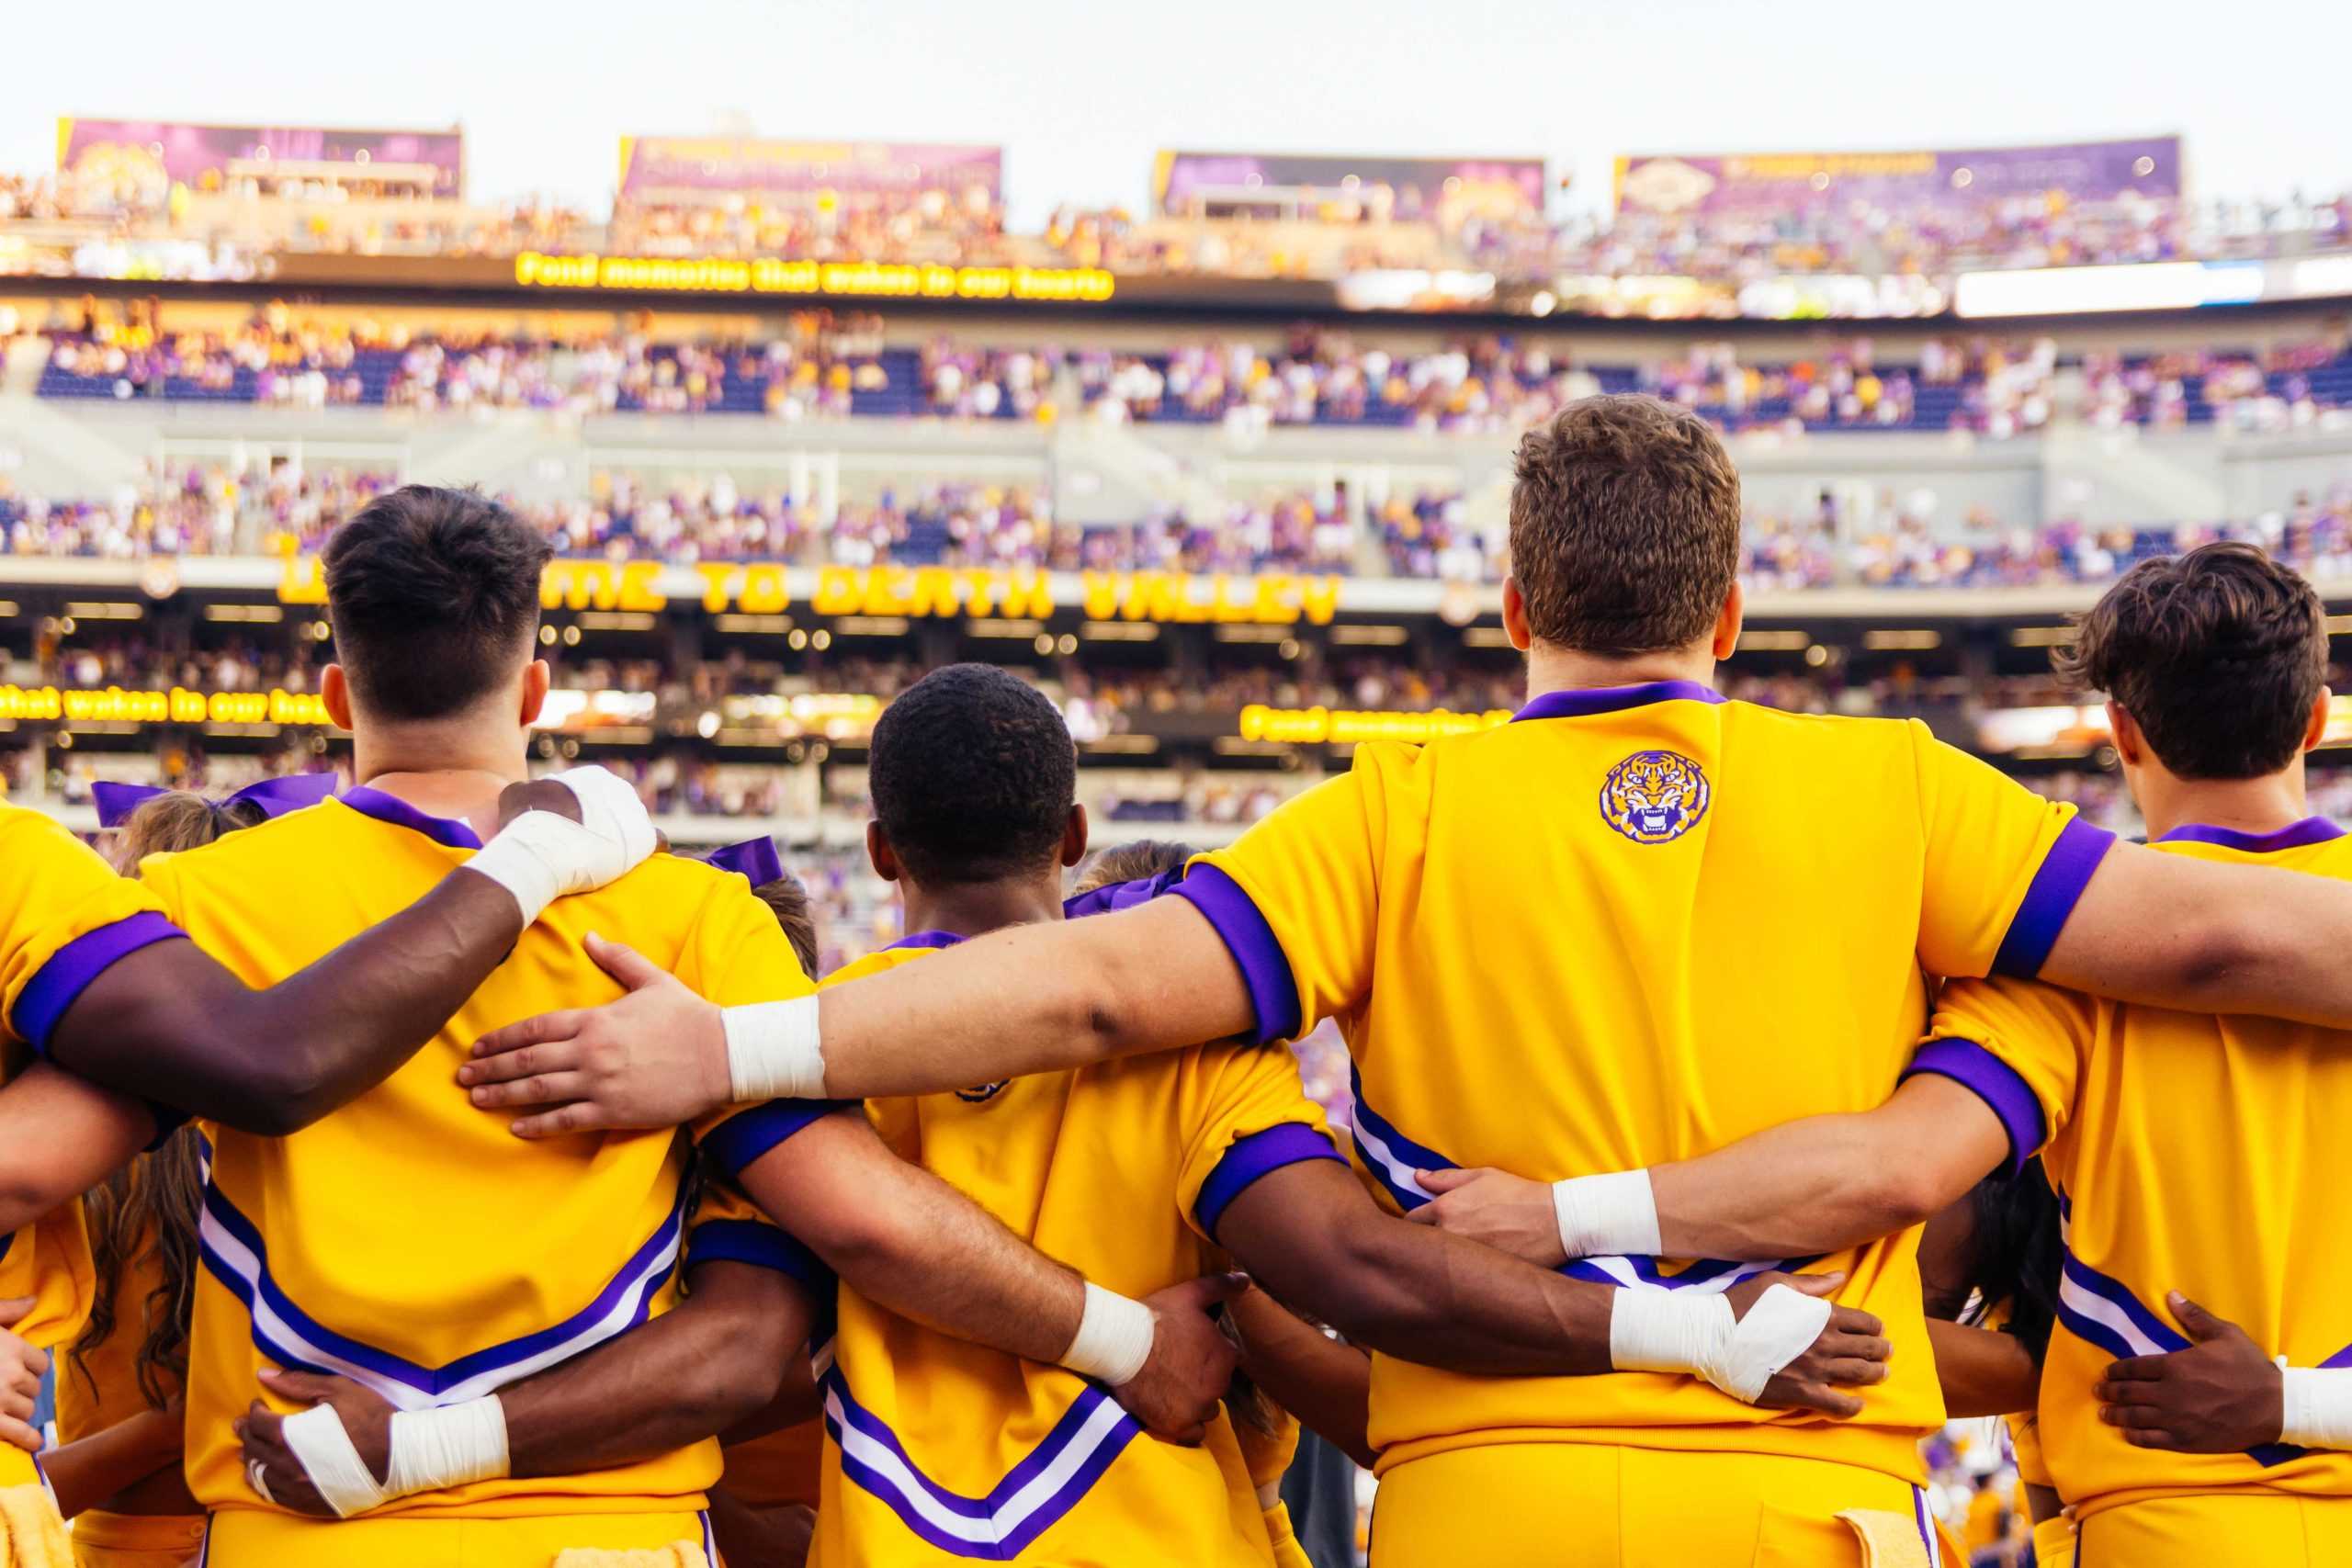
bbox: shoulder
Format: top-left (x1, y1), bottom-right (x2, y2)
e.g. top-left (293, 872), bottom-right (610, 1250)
top-left (820, 947), bottom-right (933, 988)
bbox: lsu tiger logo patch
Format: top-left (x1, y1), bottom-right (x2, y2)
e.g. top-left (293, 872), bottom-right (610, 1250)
top-left (1599, 750), bottom-right (1711, 844)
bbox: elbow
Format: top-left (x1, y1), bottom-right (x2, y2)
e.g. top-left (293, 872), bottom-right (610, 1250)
top-left (1860, 1158), bottom-right (1954, 1236)
top-left (689, 1317), bottom-right (796, 1430)
top-left (2177, 915), bottom-right (2261, 1007)
top-left (0, 1165), bottom-right (74, 1239)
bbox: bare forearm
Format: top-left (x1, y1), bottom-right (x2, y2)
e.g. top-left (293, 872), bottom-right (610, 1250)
top-left (502, 1262), bottom-right (807, 1478)
top-left (1227, 1166), bottom-right (1614, 1377)
top-left (1228, 1289), bottom-right (1374, 1469)
top-left (1648, 1077), bottom-right (2010, 1260)
top-left (814, 900), bottom-right (1253, 1100)
top-left (51, 870), bottom-right (526, 1134)
top-left (1927, 1319), bottom-right (2040, 1418)
top-left (38, 1407), bottom-right (183, 1520)
top-left (742, 1118), bottom-right (1084, 1365)
top-left (1649, 1115), bottom-right (1929, 1261)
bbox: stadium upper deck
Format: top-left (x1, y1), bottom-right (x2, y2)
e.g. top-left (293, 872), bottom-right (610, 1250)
top-left (5, 125), bottom-right (2348, 323)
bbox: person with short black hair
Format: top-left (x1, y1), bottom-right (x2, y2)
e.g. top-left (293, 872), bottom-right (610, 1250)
top-left (188, 496), bottom-right (1233, 1563)
top-left (710, 663), bottom-right (1875, 1566)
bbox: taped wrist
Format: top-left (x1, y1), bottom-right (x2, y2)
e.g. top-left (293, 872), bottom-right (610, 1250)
top-left (277, 1396), bottom-right (510, 1517)
top-left (723, 995), bottom-right (826, 1102)
top-left (1608, 1281), bottom-right (1831, 1404)
top-left (1551, 1169), bottom-right (1663, 1260)
top-left (1061, 1282), bottom-right (1154, 1387)
top-left (2280, 1364), bottom-right (2352, 1448)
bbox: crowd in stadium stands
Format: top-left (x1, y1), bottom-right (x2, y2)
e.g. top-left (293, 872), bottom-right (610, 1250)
top-left (32, 303), bottom-right (2352, 440)
top-left (14, 457), bottom-right (2352, 595)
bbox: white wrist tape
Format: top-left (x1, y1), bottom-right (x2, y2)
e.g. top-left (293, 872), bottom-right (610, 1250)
top-left (1062, 1282), bottom-right (1155, 1387)
top-left (386, 1396), bottom-right (511, 1496)
top-left (2279, 1364), bottom-right (2352, 1448)
top-left (723, 995), bottom-right (827, 1101)
top-left (467, 765), bottom-right (659, 924)
top-left (1610, 1289), bottom-right (1733, 1382)
top-left (1609, 1281), bottom-right (1832, 1404)
top-left (277, 1396), bottom-right (511, 1517)
top-left (1551, 1169), bottom-right (1663, 1261)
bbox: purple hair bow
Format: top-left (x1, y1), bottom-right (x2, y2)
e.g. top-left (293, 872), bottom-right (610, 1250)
top-left (91, 773), bottom-right (341, 829)
top-left (706, 835), bottom-right (785, 887)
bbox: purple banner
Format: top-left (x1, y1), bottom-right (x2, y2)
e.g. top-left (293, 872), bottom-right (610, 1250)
top-left (1614, 137), bottom-right (2181, 217)
top-left (617, 138), bottom-right (1001, 203)
top-left (1155, 151), bottom-right (1545, 225)
top-left (57, 118), bottom-right (463, 209)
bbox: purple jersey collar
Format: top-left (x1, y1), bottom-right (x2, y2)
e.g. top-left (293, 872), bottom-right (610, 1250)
top-left (2154, 817), bottom-right (2345, 854)
top-left (887, 929), bottom-right (968, 951)
top-left (336, 786), bottom-right (487, 851)
top-left (1512, 680), bottom-right (1725, 723)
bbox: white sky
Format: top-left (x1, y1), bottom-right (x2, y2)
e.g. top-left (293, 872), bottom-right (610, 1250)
top-left (6, 0), bottom-right (2344, 226)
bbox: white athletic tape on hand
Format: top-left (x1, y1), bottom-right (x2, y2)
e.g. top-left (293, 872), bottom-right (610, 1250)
top-left (277, 1397), bottom-right (511, 1518)
top-left (724, 995), bottom-right (827, 1102)
top-left (1609, 1281), bottom-right (1831, 1404)
top-left (278, 1404), bottom-right (390, 1518)
top-left (2279, 1363), bottom-right (2352, 1448)
top-left (1610, 1289), bottom-right (1734, 1382)
top-left (1711, 1281), bottom-right (1834, 1403)
top-left (1062, 1282), bottom-right (1155, 1387)
top-left (467, 765), bottom-right (659, 924)
top-left (1551, 1169), bottom-right (1663, 1261)
top-left (385, 1396), bottom-right (510, 1495)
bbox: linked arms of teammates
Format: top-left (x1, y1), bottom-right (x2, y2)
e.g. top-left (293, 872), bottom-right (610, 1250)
top-left (0, 770), bottom-right (657, 1235)
top-left (463, 834), bottom-right (2352, 1121)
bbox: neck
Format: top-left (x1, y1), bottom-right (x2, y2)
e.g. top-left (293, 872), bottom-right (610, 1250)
top-left (1523, 641), bottom-right (1717, 703)
top-left (2132, 760), bottom-right (2310, 841)
top-left (902, 873), bottom-right (1068, 942)
top-left (353, 724), bottom-right (529, 840)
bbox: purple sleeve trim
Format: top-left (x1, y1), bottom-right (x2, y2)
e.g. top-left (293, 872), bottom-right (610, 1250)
top-left (12, 912), bottom-right (189, 1056)
top-left (1901, 1038), bottom-right (2045, 1178)
top-left (684, 1217), bottom-right (831, 1289)
top-left (1194, 1122), bottom-right (1344, 1239)
top-left (1170, 865), bottom-right (1303, 1044)
top-left (699, 1099), bottom-right (855, 1178)
top-left (1990, 817), bottom-right (2118, 978)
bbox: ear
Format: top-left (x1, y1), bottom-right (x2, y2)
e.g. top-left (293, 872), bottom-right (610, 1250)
top-left (865, 819), bottom-right (900, 884)
top-left (1060, 804), bottom-right (1090, 868)
top-left (2305, 691), bottom-right (2333, 754)
top-left (518, 660), bottom-right (550, 728)
top-left (1500, 576), bottom-right (1533, 652)
top-left (1711, 581), bottom-right (1745, 661)
top-left (321, 664), bottom-right (354, 732)
top-left (2105, 701), bottom-right (2144, 767)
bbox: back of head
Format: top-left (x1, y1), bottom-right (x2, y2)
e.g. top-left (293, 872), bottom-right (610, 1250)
top-left (1072, 838), bottom-right (1196, 896)
top-left (751, 874), bottom-right (822, 976)
top-left (2061, 541), bottom-right (2327, 779)
top-left (1508, 394), bottom-right (1742, 654)
top-left (322, 484), bottom-right (551, 722)
top-left (109, 790), bottom-right (268, 873)
top-left (868, 662), bottom-right (1076, 885)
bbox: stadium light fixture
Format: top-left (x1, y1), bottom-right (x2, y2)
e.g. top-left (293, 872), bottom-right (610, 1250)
top-left (1080, 621), bottom-right (1160, 641)
top-left (1331, 625), bottom-right (1410, 646)
top-left (1861, 629), bottom-right (1941, 651)
top-left (2007, 626), bottom-right (2075, 648)
top-left (1736, 629), bottom-right (1811, 651)
top-left (64, 602), bottom-right (144, 620)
